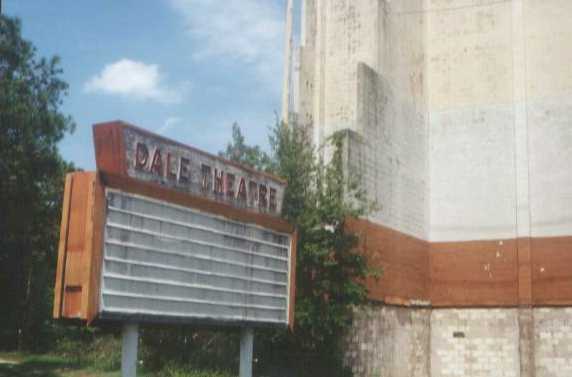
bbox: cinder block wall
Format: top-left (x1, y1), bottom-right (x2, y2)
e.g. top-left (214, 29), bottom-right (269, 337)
top-left (430, 309), bottom-right (520, 377)
top-left (534, 308), bottom-right (572, 377)
top-left (344, 306), bottom-right (431, 377)
top-left (344, 306), bottom-right (572, 377)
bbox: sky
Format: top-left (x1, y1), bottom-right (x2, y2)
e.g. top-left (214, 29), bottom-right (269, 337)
top-left (4, 0), bottom-right (291, 170)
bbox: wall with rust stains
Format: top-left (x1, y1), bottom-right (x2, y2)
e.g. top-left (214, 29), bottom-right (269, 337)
top-left (293, 1), bottom-right (572, 376)
top-left (348, 216), bottom-right (572, 309)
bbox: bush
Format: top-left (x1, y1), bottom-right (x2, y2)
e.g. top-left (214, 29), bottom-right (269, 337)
top-left (84, 335), bottom-right (122, 371)
top-left (54, 328), bottom-right (121, 371)
top-left (157, 361), bottom-right (233, 377)
top-left (220, 122), bottom-right (378, 376)
top-left (140, 326), bottom-right (239, 372)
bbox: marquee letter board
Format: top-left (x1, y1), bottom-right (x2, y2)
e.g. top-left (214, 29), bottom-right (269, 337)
top-left (54, 121), bottom-right (296, 329)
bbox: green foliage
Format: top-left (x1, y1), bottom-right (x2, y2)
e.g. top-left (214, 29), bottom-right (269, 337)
top-left (81, 336), bottom-right (121, 372)
top-left (157, 362), bottom-right (233, 377)
top-left (0, 352), bottom-right (78, 377)
top-left (219, 122), bottom-right (273, 173)
top-left (0, 15), bottom-right (75, 351)
top-left (273, 124), bottom-right (371, 341)
top-left (0, 351), bottom-right (230, 377)
top-left (222, 121), bottom-right (377, 376)
top-left (52, 327), bottom-right (121, 372)
top-left (140, 326), bottom-right (239, 373)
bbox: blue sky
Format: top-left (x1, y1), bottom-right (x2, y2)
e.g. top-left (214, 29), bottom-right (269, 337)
top-left (4, 0), bottom-right (289, 169)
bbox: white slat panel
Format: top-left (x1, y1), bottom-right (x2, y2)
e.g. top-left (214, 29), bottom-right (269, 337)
top-left (100, 189), bottom-right (292, 327)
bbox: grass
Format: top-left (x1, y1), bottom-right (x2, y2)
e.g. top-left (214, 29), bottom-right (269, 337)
top-left (0, 353), bottom-right (82, 377)
top-left (0, 353), bottom-right (231, 377)
top-left (0, 332), bottom-right (235, 377)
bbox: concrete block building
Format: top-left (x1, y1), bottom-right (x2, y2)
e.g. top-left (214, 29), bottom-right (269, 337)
top-left (283, 1), bottom-right (572, 376)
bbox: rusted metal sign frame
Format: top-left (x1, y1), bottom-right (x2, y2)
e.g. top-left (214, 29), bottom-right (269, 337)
top-left (53, 172), bottom-right (106, 322)
top-left (93, 121), bottom-right (287, 217)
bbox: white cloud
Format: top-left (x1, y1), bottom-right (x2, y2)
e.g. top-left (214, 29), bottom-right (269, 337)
top-left (84, 59), bottom-right (185, 103)
top-left (157, 117), bottom-right (182, 135)
top-left (170, 0), bottom-right (284, 87)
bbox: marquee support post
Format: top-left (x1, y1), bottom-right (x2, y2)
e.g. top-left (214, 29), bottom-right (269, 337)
top-left (121, 323), bottom-right (139, 377)
top-left (239, 327), bottom-right (254, 377)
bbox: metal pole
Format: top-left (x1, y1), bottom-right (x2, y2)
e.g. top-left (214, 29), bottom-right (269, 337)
top-left (239, 328), bottom-right (254, 377)
top-left (121, 323), bottom-right (139, 377)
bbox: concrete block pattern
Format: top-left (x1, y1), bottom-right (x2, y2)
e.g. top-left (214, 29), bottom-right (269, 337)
top-left (431, 309), bottom-right (520, 377)
top-left (343, 306), bottom-right (431, 377)
top-left (534, 308), bottom-right (572, 377)
top-left (345, 306), bottom-right (572, 377)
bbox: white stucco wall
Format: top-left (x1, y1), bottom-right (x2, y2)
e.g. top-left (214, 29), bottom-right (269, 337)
top-left (525, 0), bottom-right (572, 238)
top-left (427, 0), bottom-right (572, 241)
top-left (297, 0), bottom-right (572, 243)
top-left (427, 0), bottom-right (519, 241)
top-left (299, 0), bottom-right (430, 239)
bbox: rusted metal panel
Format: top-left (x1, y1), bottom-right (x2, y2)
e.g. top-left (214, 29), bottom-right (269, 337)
top-left (430, 237), bottom-right (572, 307)
top-left (430, 240), bottom-right (519, 307)
top-left (518, 237), bottom-right (533, 306)
top-left (63, 173), bottom-right (92, 318)
top-left (346, 218), bottom-right (430, 305)
top-left (80, 177), bottom-right (97, 317)
top-left (53, 174), bottom-right (73, 319)
top-left (532, 236), bottom-right (572, 306)
top-left (54, 172), bottom-right (98, 320)
top-left (93, 121), bottom-right (287, 217)
top-left (346, 218), bottom-right (572, 308)
top-left (93, 121), bottom-right (127, 176)
top-left (86, 173), bottom-right (106, 324)
top-left (63, 286), bottom-right (82, 318)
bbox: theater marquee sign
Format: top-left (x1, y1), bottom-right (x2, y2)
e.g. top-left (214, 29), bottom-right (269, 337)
top-left (94, 122), bottom-right (285, 216)
top-left (54, 121), bottom-right (296, 331)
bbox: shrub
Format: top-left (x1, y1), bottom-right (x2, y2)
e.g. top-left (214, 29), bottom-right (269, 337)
top-left (220, 122), bottom-right (378, 376)
top-left (157, 361), bottom-right (233, 377)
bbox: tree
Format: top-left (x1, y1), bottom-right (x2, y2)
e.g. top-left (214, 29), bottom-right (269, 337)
top-left (219, 122), bottom-right (274, 172)
top-left (221, 122), bottom-right (377, 376)
top-left (0, 15), bottom-right (75, 351)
